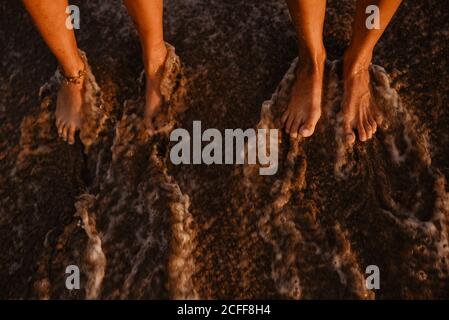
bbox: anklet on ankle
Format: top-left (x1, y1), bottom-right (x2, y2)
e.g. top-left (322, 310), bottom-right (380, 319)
top-left (59, 64), bottom-right (87, 85)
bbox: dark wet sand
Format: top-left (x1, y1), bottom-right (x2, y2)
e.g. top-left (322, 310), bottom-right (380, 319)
top-left (0, 0), bottom-right (448, 299)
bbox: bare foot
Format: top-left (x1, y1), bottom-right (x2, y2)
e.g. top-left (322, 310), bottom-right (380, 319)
top-left (281, 51), bottom-right (326, 139)
top-left (143, 43), bottom-right (168, 134)
top-left (55, 62), bottom-right (85, 145)
top-left (342, 53), bottom-right (383, 144)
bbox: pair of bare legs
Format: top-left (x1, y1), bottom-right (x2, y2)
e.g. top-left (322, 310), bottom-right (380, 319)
top-left (22, 0), bottom-right (167, 144)
top-left (282, 0), bottom-right (402, 144)
top-left (24, 0), bottom-right (401, 144)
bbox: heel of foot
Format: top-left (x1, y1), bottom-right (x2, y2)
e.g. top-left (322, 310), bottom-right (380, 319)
top-left (160, 43), bottom-right (182, 102)
top-left (76, 50), bottom-right (109, 151)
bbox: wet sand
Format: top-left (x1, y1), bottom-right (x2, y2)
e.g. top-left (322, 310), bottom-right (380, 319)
top-left (0, 0), bottom-right (448, 299)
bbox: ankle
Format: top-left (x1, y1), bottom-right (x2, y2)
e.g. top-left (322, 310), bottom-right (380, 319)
top-left (61, 55), bottom-right (85, 79)
top-left (298, 46), bottom-right (326, 74)
top-left (343, 47), bottom-right (372, 78)
top-left (143, 41), bottom-right (168, 79)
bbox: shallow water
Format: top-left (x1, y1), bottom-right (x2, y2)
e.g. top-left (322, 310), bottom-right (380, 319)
top-left (0, 0), bottom-right (448, 299)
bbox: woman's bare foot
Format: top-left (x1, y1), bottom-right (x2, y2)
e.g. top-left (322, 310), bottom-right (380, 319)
top-left (55, 60), bottom-right (85, 145)
top-left (342, 52), bottom-right (383, 144)
top-left (281, 51), bottom-right (326, 139)
top-left (143, 43), bottom-right (168, 134)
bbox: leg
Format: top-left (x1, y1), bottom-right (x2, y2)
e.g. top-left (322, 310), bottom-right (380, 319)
top-left (123, 0), bottom-right (168, 134)
top-left (22, 0), bottom-right (85, 144)
top-left (281, 0), bottom-right (327, 139)
top-left (342, 0), bottom-right (402, 144)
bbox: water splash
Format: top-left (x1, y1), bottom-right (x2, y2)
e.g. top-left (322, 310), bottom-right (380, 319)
top-left (71, 44), bottom-right (196, 299)
top-left (233, 57), bottom-right (449, 299)
top-left (75, 194), bottom-right (106, 299)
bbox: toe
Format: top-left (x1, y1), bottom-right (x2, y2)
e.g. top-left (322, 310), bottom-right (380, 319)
top-left (62, 124), bottom-right (69, 142)
top-left (299, 108), bottom-right (320, 138)
top-left (363, 114), bottom-right (373, 139)
top-left (58, 122), bottom-right (64, 137)
top-left (299, 123), bottom-right (315, 138)
top-left (290, 118), bottom-right (301, 139)
top-left (281, 111), bottom-right (289, 125)
top-left (144, 118), bottom-right (155, 135)
top-left (343, 121), bottom-right (355, 145)
top-left (146, 128), bottom-right (155, 136)
top-left (68, 125), bottom-right (76, 145)
top-left (358, 122), bottom-right (367, 142)
top-left (365, 123), bottom-right (373, 140)
top-left (299, 120), bottom-right (317, 138)
top-left (285, 114), bottom-right (294, 134)
top-left (154, 113), bottom-right (168, 131)
top-left (369, 116), bottom-right (377, 134)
